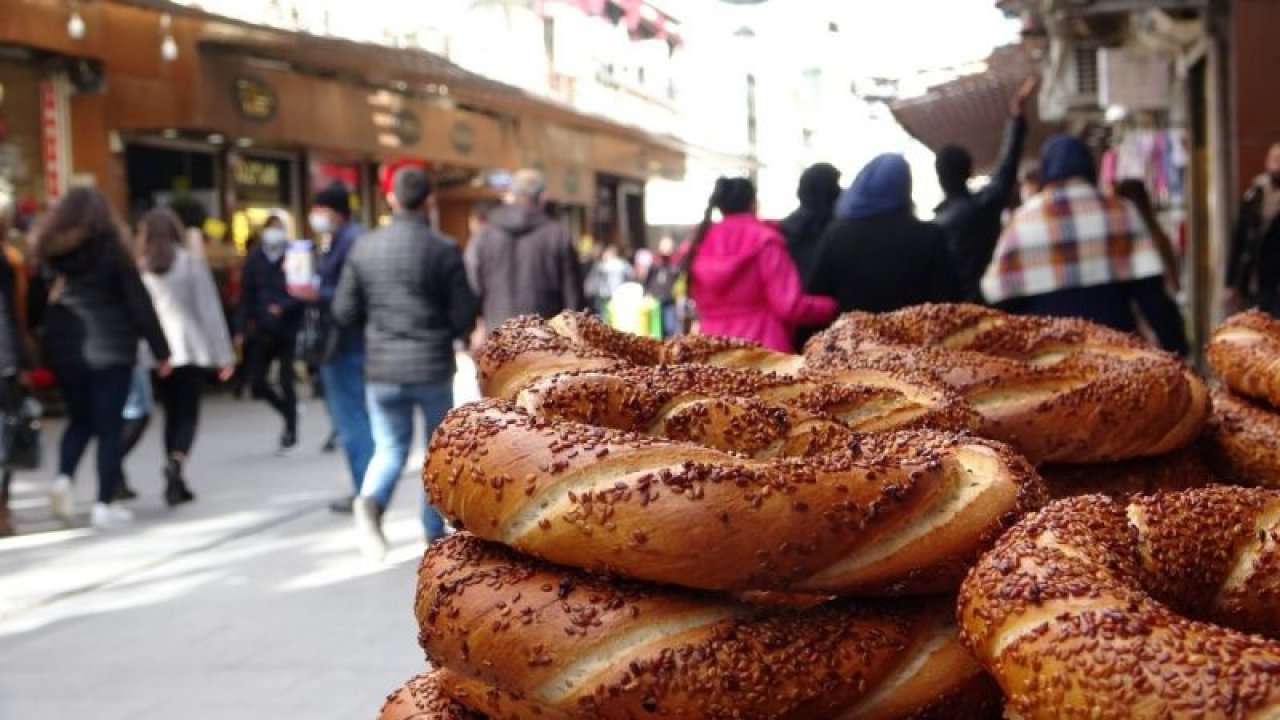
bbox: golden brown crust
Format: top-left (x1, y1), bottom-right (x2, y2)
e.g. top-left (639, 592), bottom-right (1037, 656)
top-left (958, 487), bottom-right (1280, 719)
top-left (379, 671), bottom-right (483, 720)
top-left (805, 304), bottom-right (1209, 464)
top-left (416, 534), bottom-right (997, 720)
top-left (424, 401), bottom-right (1046, 596)
top-left (1204, 387), bottom-right (1280, 488)
top-left (1207, 309), bottom-right (1280, 410)
top-left (1040, 445), bottom-right (1224, 500)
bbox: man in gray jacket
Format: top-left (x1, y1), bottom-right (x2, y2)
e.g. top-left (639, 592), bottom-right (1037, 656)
top-left (465, 169), bottom-right (585, 335)
top-left (333, 167), bottom-right (477, 559)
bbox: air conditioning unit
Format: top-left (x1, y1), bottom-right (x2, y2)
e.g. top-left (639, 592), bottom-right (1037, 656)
top-left (1038, 38), bottom-right (1100, 121)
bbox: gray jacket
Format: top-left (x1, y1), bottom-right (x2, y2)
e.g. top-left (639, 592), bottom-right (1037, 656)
top-left (333, 213), bottom-right (477, 385)
top-left (465, 204), bottom-right (585, 328)
top-left (142, 248), bottom-right (235, 368)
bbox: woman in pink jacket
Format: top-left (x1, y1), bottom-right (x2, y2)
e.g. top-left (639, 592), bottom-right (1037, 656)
top-left (685, 178), bottom-right (837, 353)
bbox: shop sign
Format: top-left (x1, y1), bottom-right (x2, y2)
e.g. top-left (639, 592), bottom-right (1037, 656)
top-left (40, 81), bottom-right (60, 201)
top-left (392, 109), bottom-right (422, 146)
top-left (233, 155), bottom-right (287, 204)
top-left (450, 120), bottom-right (476, 156)
top-left (233, 76), bottom-right (278, 122)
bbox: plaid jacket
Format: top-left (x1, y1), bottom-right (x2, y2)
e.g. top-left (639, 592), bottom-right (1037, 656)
top-left (981, 179), bottom-right (1164, 304)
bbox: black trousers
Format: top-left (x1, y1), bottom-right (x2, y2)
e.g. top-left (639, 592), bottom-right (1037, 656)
top-left (246, 334), bottom-right (297, 433)
top-left (157, 366), bottom-right (206, 457)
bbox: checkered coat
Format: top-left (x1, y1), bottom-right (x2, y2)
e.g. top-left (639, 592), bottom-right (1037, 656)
top-left (981, 179), bottom-right (1164, 304)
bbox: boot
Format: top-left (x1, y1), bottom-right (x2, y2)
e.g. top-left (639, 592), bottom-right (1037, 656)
top-left (163, 457), bottom-right (195, 507)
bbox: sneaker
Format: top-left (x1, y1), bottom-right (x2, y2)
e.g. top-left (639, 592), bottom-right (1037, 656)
top-left (90, 502), bottom-right (135, 530)
top-left (277, 428), bottom-right (298, 457)
top-left (353, 496), bottom-right (388, 561)
top-left (49, 476), bottom-right (75, 523)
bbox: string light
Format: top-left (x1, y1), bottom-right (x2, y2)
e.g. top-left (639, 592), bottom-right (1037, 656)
top-left (67, 1), bottom-right (86, 40)
top-left (160, 13), bottom-right (179, 61)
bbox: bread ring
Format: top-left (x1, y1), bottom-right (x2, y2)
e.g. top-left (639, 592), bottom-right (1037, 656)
top-left (1204, 387), bottom-right (1280, 489)
top-left (958, 487), bottom-right (1280, 719)
top-left (805, 303), bottom-right (1208, 464)
top-left (1208, 310), bottom-right (1280, 410)
top-left (425, 401), bottom-right (1044, 595)
top-left (514, 364), bottom-right (979, 458)
top-left (379, 671), bottom-right (482, 720)
top-left (416, 533), bottom-right (1000, 720)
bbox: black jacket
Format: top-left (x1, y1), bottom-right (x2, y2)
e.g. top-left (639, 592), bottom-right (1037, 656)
top-left (806, 211), bottom-right (963, 314)
top-left (1228, 175), bottom-right (1280, 303)
top-left (34, 232), bottom-right (170, 370)
top-left (236, 248), bottom-right (303, 340)
top-left (333, 213), bottom-right (477, 385)
top-left (465, 204), bottom-right (585, 328)
top-left (933, 116), bottom-right (1027, 302)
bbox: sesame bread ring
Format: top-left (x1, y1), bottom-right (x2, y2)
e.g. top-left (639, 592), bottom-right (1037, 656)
top-left (513, 364), bottom-right (979, 459)
top-left (805, 304), bottom-right (1208, 464)
top-left (1204, 388), bottom-right (1280, 489)
top-left (1208, 310), bottom-right (1280, 410)
top-left (958, 487), bottom-right (1280, 719)
top-left (424, 401), bottom-right (1045, 596)
top-left (417, 533), bottom-right (1000, 720)
top-left (378, 671), bottom-right (483, 720)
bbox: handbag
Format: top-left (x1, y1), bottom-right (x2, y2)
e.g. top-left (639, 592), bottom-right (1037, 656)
top-left (0, 380), bottom-right (42, 471)
top-left (300, 305), bottom-right (338, 367)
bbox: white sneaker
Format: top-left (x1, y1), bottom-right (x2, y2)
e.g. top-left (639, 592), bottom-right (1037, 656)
top-left (353, 496), bottom-right (388, 561)
top-left (90, 502), bottom-right (135, 530)
top-left (49, 476), bottom-right (75, 523)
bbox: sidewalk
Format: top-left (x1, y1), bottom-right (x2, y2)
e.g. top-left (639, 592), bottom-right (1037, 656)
top-left (0, 358), bottom-right (480, 719)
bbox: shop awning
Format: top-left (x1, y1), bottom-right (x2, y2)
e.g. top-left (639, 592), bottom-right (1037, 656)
top-left (889, 46), bottom-right (1060, 175)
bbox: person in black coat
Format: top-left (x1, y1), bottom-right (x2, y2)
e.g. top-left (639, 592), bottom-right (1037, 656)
top-left (235, 213), bottom-right (303, 454)
top-left (32, 187), bottom-right (172, 529)
top-left (807, 154), bottom-right (962, 314)
top-left (779, 163), bottom-right (842, 348)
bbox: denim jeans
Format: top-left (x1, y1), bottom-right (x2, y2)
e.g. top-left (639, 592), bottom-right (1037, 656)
top-left (54, 364), bottom-right (134, 503)
top-left (361, 380), bottom-right (453, 539)
top-left (320, 350), bottom-right (373, 493)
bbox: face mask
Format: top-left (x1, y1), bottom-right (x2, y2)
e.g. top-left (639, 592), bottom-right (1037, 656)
top-left (262, 227), bottom-right (287, 254)
top-left (309, 212), bottom-right (333, 236)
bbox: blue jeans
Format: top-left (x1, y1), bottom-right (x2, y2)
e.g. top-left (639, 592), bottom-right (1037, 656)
top-left (361, 380), bottom-right (453, 539)
top-left (55, 364), bottom-right (133, 503)
top-left (320, 350), bottom-right (373, 493)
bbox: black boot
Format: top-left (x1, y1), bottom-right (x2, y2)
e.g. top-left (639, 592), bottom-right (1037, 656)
top-left (115, 476), bottom-right (139, 501)
top-left (164, 458), bottom-right (195, 506)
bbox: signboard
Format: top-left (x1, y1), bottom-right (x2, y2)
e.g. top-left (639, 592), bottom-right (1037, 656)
top-left (40, 80), bottom-right (60, 201)
top-left (233, 76), bottom-right (278, 122)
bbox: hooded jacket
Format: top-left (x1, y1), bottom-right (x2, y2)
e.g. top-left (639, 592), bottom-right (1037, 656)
top-left (808, 155), bottom-right (963, 313)
top-left (465, 203), bottom-right (585, 329)
top-left (688, 213), bottom-right (836, 353)
top-left (34, 227), bottom-right (170, 371)
top-left (779, 163), bottom-right (841, 285)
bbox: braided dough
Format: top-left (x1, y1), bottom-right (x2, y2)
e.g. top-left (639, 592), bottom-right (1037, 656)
top-left (1204, 388), bottom-right (1280, 489)
top-left (425, 401), bottom-right (1044, 596)
top-left (805, 304), bottom-right (1208, 464)
top-left (1208, 310), bottom-right (1280, 409)
top-left (515, 364), bottom-right (979, 459)
top-left (416, 533), bottom-right (1000, 720)
top-left (379, 672), bottom-right (481, 720)
top-left (958, 487), bottom-right (1280, 719)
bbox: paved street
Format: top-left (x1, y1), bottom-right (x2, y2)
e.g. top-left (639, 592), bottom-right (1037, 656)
top-left (0, 360), bottom-right (481, 719)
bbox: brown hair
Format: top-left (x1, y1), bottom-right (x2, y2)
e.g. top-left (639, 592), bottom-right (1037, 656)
top-left (137, 207), bottom-right (186, 274)
top-left (34, 186), bottom-right (125, 266)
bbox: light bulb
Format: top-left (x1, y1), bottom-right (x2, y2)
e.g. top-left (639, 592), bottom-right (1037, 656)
top-left (161, 35), bottom-right (179, 61)
top-left (67, 10), bottom-right (86, 40)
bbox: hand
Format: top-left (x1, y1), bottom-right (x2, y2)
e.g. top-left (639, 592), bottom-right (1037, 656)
top-left (268, 304), bottom-right (283, 317)
top-left (216, 365), bottom-right (235, 382)
top-left (289, 286), bottom-right (319, 303)
top-left (155, 360), bottom-right (173, 378)
top-left (1011, 75), bottom-right (1039, 117)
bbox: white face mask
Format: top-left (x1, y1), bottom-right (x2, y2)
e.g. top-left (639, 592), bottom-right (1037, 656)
top-left (262, 227), bottom-right (288, 253)
top-left (309, 212), bottom-right (333, 236)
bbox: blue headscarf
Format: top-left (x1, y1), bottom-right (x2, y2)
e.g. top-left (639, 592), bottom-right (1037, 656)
top-left (1039, 134), bottom-right (1097, 185)
top-left (836, 153), bottom-right (912, 220)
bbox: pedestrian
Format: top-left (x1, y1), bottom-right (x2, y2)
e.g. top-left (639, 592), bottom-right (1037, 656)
top-left (0, 189), bottom-right (27, 536)
top-left (235, 212), bottom-right (303, 455)
top-left (333, 167), bottom-right (478, 560)
top-left (778, 162), bottom-right (842, 348)
top-left (135, 208), bottom-right (236, 505)
top-left (585, 244), bottom-right (634, 315)
top-left (684, 177), bottom-right (837, 353)
top-left (1227, 142), bottom-right (1280, 314)
top-left (34, 187), bottom-right (172, 529)
top-left (933, 77), bottom-right (1036, 303)
top-left (114, 359), bottom-right (152, 502)
top-left (464, 168), bottom-right (584, 338)
top-left (983, 134), bottom-right (1188, 355)
top-left (303, 181), bottom-right (374, 515)
top-left (642, 235), bottom-right (682, 337)
top-left (807, 154), bottom-right (963, 314)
